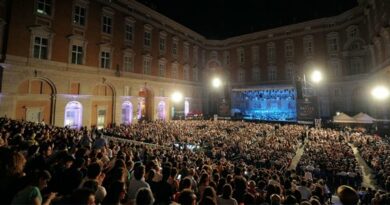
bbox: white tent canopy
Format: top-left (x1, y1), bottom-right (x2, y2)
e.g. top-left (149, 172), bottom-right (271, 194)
top-left (333, 112), bottom-right (356, 123)
top-left (353, 112), bottom-right (375, 124)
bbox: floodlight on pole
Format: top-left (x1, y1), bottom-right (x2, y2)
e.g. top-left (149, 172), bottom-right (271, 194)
top-left (212, 77), bottom-right (222, 88)
top-left (310, 70), bottom-right (322, 84)
top-left (371, 85), bottom-right (390, 101)
top-left (171, 91), bottom-right (183, 103)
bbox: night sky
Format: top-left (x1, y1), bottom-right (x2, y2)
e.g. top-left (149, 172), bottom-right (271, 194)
top-left (137, 0), bottom-right (358, 39)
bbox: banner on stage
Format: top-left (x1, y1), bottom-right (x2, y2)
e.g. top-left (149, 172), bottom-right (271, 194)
top-left (297, 97), bottom-right (318, 121)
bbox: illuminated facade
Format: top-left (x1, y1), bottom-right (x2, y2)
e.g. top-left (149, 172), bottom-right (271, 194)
top-left (0, 0), bottom-right (389, 127)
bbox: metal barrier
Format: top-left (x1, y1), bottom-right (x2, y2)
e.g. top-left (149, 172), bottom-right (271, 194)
top-left (103, 135), bottom-right (168, 148)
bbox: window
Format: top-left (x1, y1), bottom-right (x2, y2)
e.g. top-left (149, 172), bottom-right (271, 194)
top-left (143, 56), bottom-right (152, 74)
top-left (349, 57), bottom-right (363, 75)
top-left (183, 65), bottom-right (190, 80)
top-left (123, 52), bottom-right (133, 72)
top-left (68, 34), bottom-right (86, 65)
top-left (238, 70), bottom-right (245, 82)
top-left (267, 42), bottom-right (275, 63)
top-left (303, 35), bottom-right (314, 57)
top-left (193, 67), bottom-right (199, 81)
top-left (71, 45), bottom-right (83, 64)
top-left (100, 51), bottom-right (110, 69)
top-left (158, 59), bottom-right (166, 77)
top-left (193, 46), bottom-right (198, 65)
top-left (102, 15), bottom-right (112, 34)
top-left (36, 0), bottom-right (52, 16)
top-left (238, 48), bottom-right (245, 64)
top-left (224, 51), bottom-right (230, 66)
top-left (159, 31), bottom-right (167, 54)
top-left (268, 66), bottom-right (277, 81)
top-left (329, 59), bottom-right (342, 77)
top-left (285, 63), bottom-right (294, 80)
top-left (172, 38), bottom-right (178, 56)
top-left (30, 26), bottom-right (53, 60)
top-left (201, 50), bottom-right (206, 65)
top-left (184, 43), bottom-right (189, 61)
top-left (33, 37), bottom-right (48, 59)
top-left (144, 31), bottom-right (151, 47)
top-left (171, 63), bottom-right (179, 79)
top-left (159, 38), bottom-right (165, 53)
top-left (252, 68), bottom-right (260, 81)
top-left (327, 33), bottom-right (339, 54)
top-left (285, 40), bottom-right (294, 58)
top-left (347, 26), bottom-right (359, 39)
top-left (125, 23), bottom-right (133, 41)
top-left (73, 5), bottom-right (86, 26)
top-left (252, 46), bottom-right (259, 65)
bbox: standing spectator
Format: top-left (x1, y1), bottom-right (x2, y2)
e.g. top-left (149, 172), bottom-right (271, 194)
top-left (127, 165), bottom-right (150, 204)
top-left (11, 170), bottom-right (56, 205)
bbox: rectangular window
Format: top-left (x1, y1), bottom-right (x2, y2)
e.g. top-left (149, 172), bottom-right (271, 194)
top-left (71, 45), bottom-right (83, 64)
top-left (100, 51), bottom-right (110, 69)
top-left (285, 44), bottom-right (293, 58)
top-left (159, 63), bottom-right (165, 77)
top-left (125, 23), bottom-right (133, 41)
top-left (304, 37), bottom-right (314, 56)
top-left (123, 55), bottom-right (133, 72)
top-left (239, 50), bottom-right (245, 64)
top-left (268, 46), bottom-right (275, 62)
top-left (328, 37), bottom-right (339, 53)
top-left (143, 58), bottom-right (151, 74)
top-left (33, 37), bottom-right (48, 59)
top-left (268, 67), bottom-right (277, 80)
top-left (252, 47), bottom-right (259, 64)
top-left (184, 46), bottom-right (189, 60)
top-left (238, 71), bottom-right (245, 82)
top-left (172, 42), bottom-right (178, 55)
top-left (102, 16), bottom-right (112, 34)
top-left (252, 69), bottom-right (260, 81)
top-left (172, 65), bottom-right (178, 79)
top-left (144, 31), bottom-right (151, 47)
top-left (159, 38), bottom-right (165, 53)
top-left (37, 0), bottom-right (52, 16)
top-left (193, 68), bottom-right (198, 81)
top-left (184, 67), bottom-right (190, 80)
top-left (193, 47), bottom-right (198, 64)
top-left (73, 5), bottom-right (86, 26)
top-left (224, 52), bottom-right (230, 65)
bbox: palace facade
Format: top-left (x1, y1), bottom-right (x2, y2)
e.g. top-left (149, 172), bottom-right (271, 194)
top-left (0, 0), bottom-right (389, 127)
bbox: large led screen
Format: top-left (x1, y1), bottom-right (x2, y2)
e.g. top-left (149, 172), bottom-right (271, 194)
top-left (231, 87), bottom-right (297, 122)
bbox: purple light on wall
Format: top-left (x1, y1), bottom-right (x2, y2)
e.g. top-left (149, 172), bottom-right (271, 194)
top-left (122, 101), bottom-right (133, 125)
top-left (157, 101), bottom-right (166, 120)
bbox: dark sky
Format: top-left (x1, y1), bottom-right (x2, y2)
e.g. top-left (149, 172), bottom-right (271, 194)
top-left (137, 0), bottom-right (358, 39)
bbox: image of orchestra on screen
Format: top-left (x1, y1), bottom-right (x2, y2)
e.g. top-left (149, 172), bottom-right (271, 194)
top-left (231, 87), bottom-right (297, 122)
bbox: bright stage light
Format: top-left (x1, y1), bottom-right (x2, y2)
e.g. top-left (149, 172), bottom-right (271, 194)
top-left (371, 85), bottom-right (389, 100)
top-left (212, 78), bottom-right (222, 88)
top-left (171, 91), bottom-right (183, 103)
top-left (310, 70), bottom-right (322, 84)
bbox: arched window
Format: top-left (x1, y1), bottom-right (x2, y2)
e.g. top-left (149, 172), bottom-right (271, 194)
top-left (121, 101), bottom-right (133, 125)
top-left (64, 101), bottom-right (82, 129)
top-left (157, 101), bottom-right (166, 120)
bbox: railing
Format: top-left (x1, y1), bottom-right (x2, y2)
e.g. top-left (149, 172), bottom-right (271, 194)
top-left (103, 135), bottom-right (168, 149)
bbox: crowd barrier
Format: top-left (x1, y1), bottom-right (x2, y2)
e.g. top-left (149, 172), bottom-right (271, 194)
top-left (103, 135), bottom-right (168, 149)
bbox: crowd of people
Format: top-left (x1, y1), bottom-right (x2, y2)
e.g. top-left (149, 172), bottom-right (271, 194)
top-left (351, 133), bottom-right (390, 191)
top-left (0, 117), bottom-right (389, 205)
top-left (297, 129), bottom-right (361, 190)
